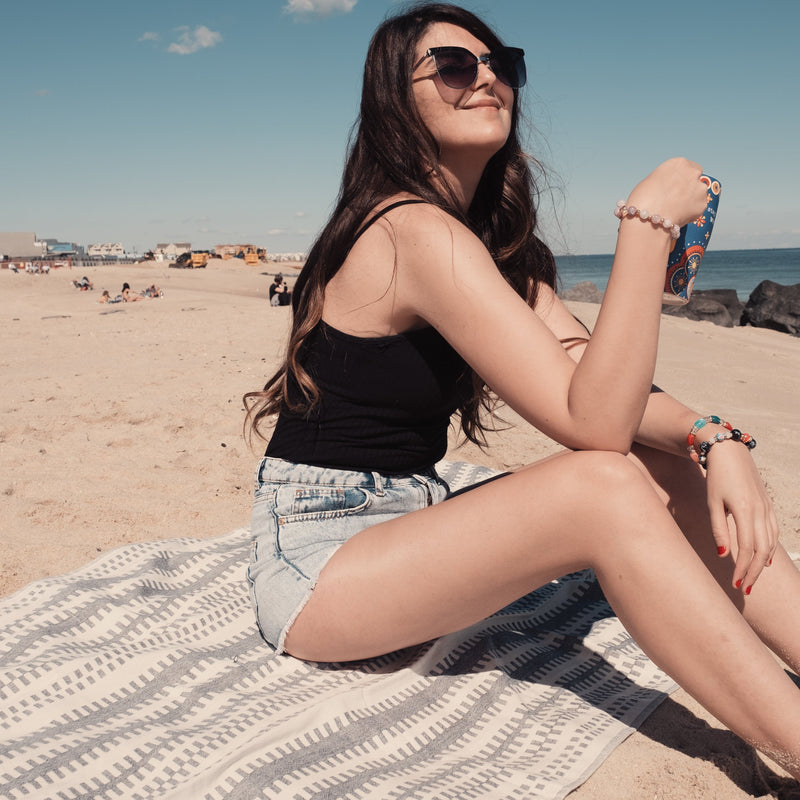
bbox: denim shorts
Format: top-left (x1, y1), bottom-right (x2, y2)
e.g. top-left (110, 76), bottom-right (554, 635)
top-left (247, 457), bottom-right (450, 653)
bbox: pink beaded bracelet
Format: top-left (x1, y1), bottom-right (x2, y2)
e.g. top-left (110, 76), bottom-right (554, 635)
top-left (614, 200), bottom-right (681, 239)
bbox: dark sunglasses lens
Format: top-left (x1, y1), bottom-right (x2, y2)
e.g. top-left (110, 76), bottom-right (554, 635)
top-left (432, 50), bottom-right (477, 89)
top-left (491, 48), bottom-right (526, 88)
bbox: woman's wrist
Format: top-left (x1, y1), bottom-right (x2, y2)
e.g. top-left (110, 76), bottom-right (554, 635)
top-left (614, 201), bottom-right (681, 239)
top-left (685, 414), bottom-right (757, 467)
top-left (610, 213), bottom-right (673, 288)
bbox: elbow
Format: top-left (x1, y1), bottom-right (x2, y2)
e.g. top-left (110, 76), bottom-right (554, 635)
top-left (564, 422), bottom-right (637, 455)
top-left (600, 425), bottom-right (637, 454)
top-left (577, 436), bottom-right (634, 456)
top-left (606, 438), bottom-right (635, 456)
top-left (562, 394), bottom-right (642, 454)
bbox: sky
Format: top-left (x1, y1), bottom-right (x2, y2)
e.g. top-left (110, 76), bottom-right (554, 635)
top-left (3, 0), bottom-right (798, 256)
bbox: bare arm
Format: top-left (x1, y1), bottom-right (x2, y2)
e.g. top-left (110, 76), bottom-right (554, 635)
top-left (535, 284), bottom-right (698, 452)
top-left (537, 284), bottom-right (779, 591)
top-left (395, 158), bottom-right (707, 453)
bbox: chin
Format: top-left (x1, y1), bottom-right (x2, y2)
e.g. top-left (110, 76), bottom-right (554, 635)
top-left (474, 124), bottom-right (511, 150)
top-left (473, 134), bottom-right (511, 158)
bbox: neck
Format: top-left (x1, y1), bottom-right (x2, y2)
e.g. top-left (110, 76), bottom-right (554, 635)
top-left (435, 149), bottom-right (491, 211)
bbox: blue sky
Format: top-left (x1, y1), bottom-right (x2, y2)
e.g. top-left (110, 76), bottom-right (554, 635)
top-left (3, 0), bottom-right (798, 256)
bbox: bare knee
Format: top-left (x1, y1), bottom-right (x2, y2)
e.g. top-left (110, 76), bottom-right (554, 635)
top-left (515, 449), bottom-right (659, 514)
top-left (536, 450), bottom-right (675, 564)
top-left (565, 449), bottom-right (652, 497)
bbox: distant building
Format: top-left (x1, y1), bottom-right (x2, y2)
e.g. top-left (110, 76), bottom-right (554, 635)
top-left (0, 232), bottom-right (47, 259)
top-left (215, 243), bottom-right (256, 257)
top-left (267, 252), bottom-right (307, 262)
top-left (43, 239), bottom-right (84, 256)
top-left (154, 242), bottom-right (191, 261)
top-left (87, 242), bottom-right (125, 258)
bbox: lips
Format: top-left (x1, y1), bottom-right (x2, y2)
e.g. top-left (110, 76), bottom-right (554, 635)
top-left (464, 100), bottom-right (501, 110)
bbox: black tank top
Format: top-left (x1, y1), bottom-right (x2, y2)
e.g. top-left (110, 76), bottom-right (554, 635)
top-left (265, 200), bottom-right (470, 473)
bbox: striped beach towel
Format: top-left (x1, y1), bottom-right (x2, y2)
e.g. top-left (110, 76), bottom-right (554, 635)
top-left (0, 461), bottom-right (675, 799)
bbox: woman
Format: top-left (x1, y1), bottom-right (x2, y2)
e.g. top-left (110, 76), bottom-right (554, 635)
top-left (121, 283), bottom-right (144, 302)
top-left (245, 2), bottom-right (800, 779)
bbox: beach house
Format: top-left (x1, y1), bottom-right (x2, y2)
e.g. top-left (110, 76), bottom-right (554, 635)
top-left (153, 242), bottom-right (191, 262)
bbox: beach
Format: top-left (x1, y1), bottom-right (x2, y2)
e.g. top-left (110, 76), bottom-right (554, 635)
top-left (2, 260), bottom-right (799, 798)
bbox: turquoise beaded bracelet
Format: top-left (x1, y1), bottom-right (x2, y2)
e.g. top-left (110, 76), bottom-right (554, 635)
top-left (687, 415), bottom-right (757, 466)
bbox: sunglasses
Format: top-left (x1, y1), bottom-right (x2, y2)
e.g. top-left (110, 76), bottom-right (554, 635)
top-left (414, 45), bottom-right (526, 90)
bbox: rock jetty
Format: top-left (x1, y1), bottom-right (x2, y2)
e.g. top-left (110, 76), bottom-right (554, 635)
top-left (559, 280), bottom-right (799, 336)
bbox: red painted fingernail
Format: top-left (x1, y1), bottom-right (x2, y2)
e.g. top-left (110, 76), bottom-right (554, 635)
top-left (717, 546), bottom-right (727, 556)
top-left (745, 586), bottom-right (752, 595)
top-left (734, 579), bottom-right (742, 589)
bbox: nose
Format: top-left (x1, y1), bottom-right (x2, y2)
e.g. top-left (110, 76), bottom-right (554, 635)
top-left (473, 55), bottom-right (496, 88)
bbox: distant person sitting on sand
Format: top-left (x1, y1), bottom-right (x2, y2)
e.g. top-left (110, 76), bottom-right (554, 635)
top-left (269, 274), bottom-right (291, 306)
top-left (98, 290), bottom-right (122, 304)
top-left (73, 276), bottom-right (94, 291)
top-left (142, 284), bottom-right (163, 298)
top-left (121, 284), bottom-right (144, 302)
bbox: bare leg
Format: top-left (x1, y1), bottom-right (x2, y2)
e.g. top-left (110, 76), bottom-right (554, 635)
top-left (629, 442), bottom-right (800, 674)
top-left (286, 450), bottom-right (800, 779)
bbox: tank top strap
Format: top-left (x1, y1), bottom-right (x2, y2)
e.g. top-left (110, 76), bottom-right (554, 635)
top-left (351, 199), bottom-right (427, 246)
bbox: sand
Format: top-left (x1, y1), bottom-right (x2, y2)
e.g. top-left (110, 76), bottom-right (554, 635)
top-left (2, 260), bottom-right (799, 798)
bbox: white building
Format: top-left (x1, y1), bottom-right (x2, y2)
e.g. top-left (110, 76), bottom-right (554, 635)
top-left (154, 242), bottom-right (191, 261)
top-left (87, 242), bottom-right (125, 257)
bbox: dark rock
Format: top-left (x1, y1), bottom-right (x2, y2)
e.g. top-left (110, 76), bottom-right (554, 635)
top-left (693, 289), bottom-right (745, 325)
top-left (663, 296), bottom-right (733, 327)
top-left (741, 280), bottom-right (800, 335)
top-left (662, 288), bottom-right (744, 328)
top-left (560, 281), bottom-right (603, 303)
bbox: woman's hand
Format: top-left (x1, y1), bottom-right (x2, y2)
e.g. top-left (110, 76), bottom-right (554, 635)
top-left (705, 441), bottom-right (780, 594)
top-left (626, 157), bottom-right (709, 230)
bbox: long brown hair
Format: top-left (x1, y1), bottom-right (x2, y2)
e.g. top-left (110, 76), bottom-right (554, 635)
top-left (245, 2), bottom-right (557, 445)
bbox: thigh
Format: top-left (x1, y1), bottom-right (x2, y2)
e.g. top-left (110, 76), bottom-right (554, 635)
top-left (286, 449), bottom-right (674, 662)
top-left (247, 458), bottom-right (446, 652)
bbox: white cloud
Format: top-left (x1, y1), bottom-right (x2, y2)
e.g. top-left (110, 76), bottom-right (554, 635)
top-left (268, 228), bottom-right (288, 236)
top-left (138, 31), bottom-right (159, 42)
top-left (284, 0), bottom-right (357, 18)
top-left (167, 25), bottom-right (222, 55)
top-left (295, 211), bottom-right (306, 217)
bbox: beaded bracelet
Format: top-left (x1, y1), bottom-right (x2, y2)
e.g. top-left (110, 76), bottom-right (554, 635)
top-left (686, 415), bottom-right (757, 466)
top-left (614, 201), bottom-right (681, 239)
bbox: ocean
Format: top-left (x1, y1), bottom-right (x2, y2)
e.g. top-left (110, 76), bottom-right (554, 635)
top-left (555, 247), bottom-right (800, 301)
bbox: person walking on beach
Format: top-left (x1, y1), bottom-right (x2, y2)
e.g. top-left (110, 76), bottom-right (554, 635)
top-left (245, 2), bottom-right (800, 781)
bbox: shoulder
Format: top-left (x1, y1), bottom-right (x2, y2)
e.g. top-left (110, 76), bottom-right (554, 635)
top-left (350, 196), bottom-right (487, 277)
top-left (367, 199), bottom-right (488, 271)
top-left (336, 194), bottom-right (501, 326)
top-left (362, 196), bottom-right (474, 243)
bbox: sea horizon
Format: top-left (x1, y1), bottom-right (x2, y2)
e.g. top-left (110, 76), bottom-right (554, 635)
top-left (555, 246), bottom-right (799, 301)
top-left (554, 245), bottom-right (800, 259)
